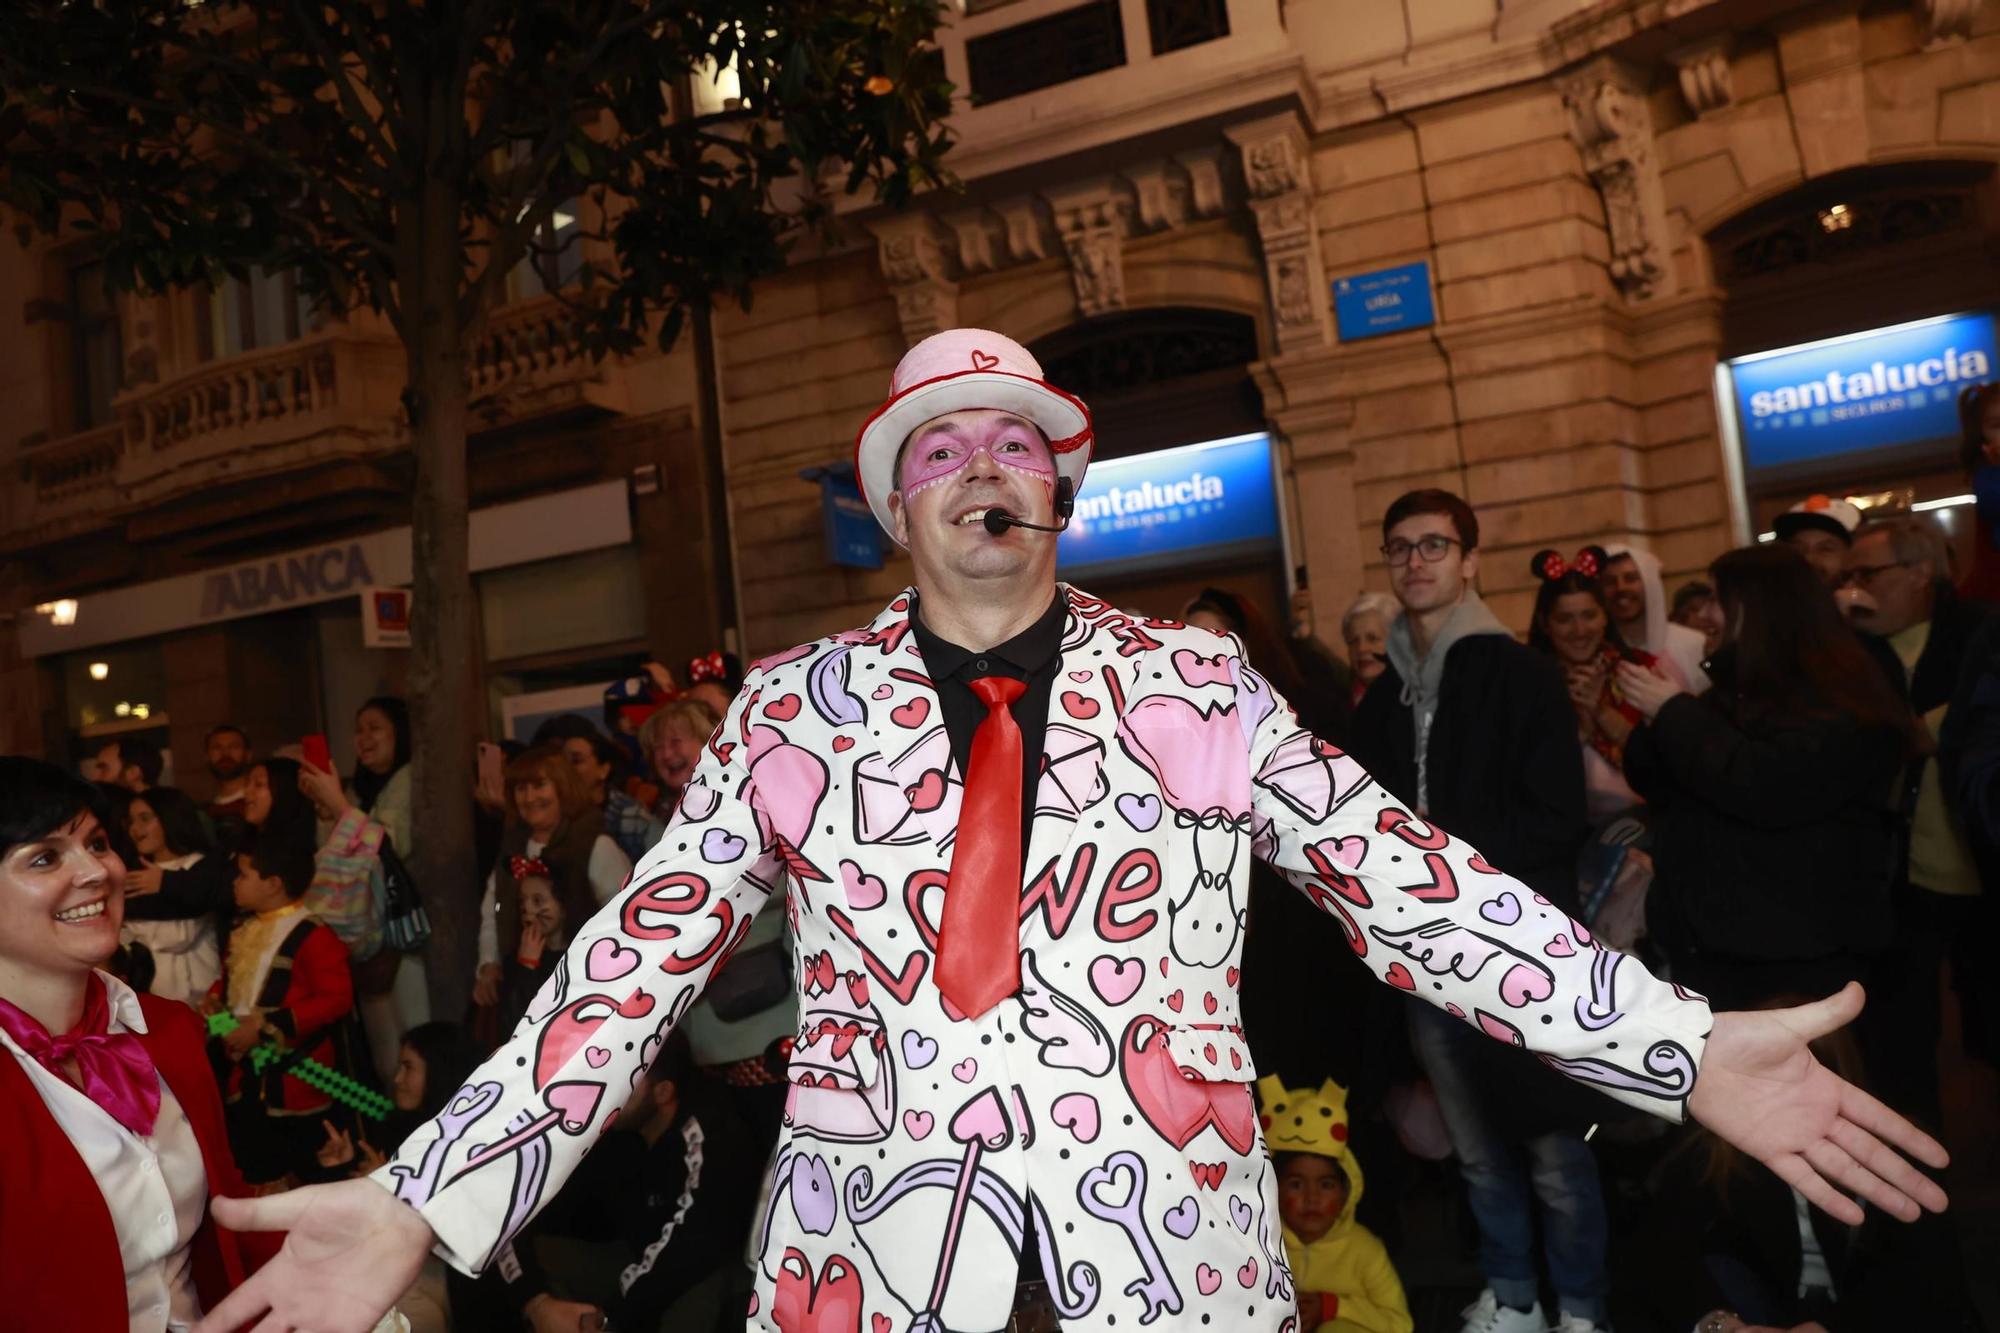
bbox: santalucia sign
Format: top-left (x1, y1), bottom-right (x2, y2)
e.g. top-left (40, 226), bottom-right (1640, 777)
top-left (1057, 432), bottom-right (1280, 578)
top-left (1728, 310), bottom-right (1998, 474)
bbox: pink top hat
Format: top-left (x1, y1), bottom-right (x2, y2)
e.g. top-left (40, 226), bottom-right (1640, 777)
top-left (853, 328), bottom-right (1093, 542)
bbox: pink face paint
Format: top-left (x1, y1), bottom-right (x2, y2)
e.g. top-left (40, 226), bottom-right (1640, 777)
top-left (900, 415), bottom-right (1055, 501)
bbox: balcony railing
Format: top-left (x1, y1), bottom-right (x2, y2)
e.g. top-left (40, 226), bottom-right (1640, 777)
top-left (114, 331), bottom-right (408, 503)
top-left (468, 294), bottom-right (627, 421)
top-left (17, 423), bottom-right (123, 529)
top-left (12, 296), bottom-right (624, 538)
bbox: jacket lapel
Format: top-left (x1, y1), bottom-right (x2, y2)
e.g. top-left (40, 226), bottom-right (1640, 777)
top-left (1023, 587), bottom-right (1114, 883)
top-left (857, 590), bottom-right (963, 858)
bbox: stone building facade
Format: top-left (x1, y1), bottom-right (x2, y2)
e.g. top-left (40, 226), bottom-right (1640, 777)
top-left (5, 0), bottom-right (2000, 772)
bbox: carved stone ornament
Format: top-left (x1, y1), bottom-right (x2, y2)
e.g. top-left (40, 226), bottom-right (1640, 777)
top-left (1668, 36), bottom-right (1733, 118)
top-left (1228, 113), bottom-right (1331, 353)
top-left (1174, 147), bottom-right (1229, 219)
top-left (1047, 191), bottom-right (1127, 319)
top-left (1919, 0), bottom-right (1982, 47)
top-left (868, 214), bottom-right (958, 344)
top-left (995, 197), bottom-right (1051, 265)
top-left (1558, 64), bottom-right (1674, 302)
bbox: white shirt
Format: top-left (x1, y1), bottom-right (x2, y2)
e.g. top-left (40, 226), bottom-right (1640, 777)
top-left (0, 970), bottom-right (209, 1331)
top-left (477, 833), bottom-right (631, 967)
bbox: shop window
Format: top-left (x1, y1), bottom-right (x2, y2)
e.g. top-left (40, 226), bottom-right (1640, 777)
top-left (965, 1), bottom-right (1126, 104)
top-left (508, 201), bottom-right (584, 301)
top-left (505, 142), bottom-right (585, 302)
top-left (480, 544), bottom-right (647, 664)
top-left (62, 641), bottom-right (170, 735)
top-left (200, 267), bottom-right (310, 361)
top-left (1146, 0), bottom-right (1228, 54)
top-left (68, 258), bottom-right (123, 429)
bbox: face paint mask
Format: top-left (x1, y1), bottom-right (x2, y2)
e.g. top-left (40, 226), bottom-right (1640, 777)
top-left (900, 419), bottom-right (1055, 501)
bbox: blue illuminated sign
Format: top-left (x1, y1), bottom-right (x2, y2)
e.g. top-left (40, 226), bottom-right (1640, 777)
top-left (1333, 262), bottom-right (1436, 341)
top-left (1729, 311), bottom-right (1996, 474)
top-left (805, 468), bottom-right (882, 569)
top-left (1057, 433), bottom-right (1279, 576)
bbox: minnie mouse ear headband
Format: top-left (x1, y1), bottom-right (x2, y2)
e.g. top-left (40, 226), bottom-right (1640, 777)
top-left (1772, 494), bottom-right (1863, 546)
top-left (686, 650), bottom-right (741, 688)
top-left (853, 328), bottom-right (1094, 543)
top-left (1531, 545), bottom-right (1610, 582)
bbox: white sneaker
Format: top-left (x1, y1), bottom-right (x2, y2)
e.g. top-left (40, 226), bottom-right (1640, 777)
top-left (1551, 1316), bottom-right (1609, 1333)
top-left (1457, 1289), bottom-right (1547, 1333)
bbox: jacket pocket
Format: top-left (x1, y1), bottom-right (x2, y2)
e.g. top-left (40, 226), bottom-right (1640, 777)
top-left (789, 1016), bottom-right (885, 1090)
top-left (1162, 1023), bottom-right (1253, 1083)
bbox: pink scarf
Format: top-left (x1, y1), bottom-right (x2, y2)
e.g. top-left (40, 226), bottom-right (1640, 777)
top-left (0, 974), bottom-right (160, 1137)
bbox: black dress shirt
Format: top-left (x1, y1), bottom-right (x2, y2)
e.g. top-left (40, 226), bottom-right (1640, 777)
top-left (909, 588), bottom-right (1067, 1292)
top-left (910, 590), bottom-right (1066, 865)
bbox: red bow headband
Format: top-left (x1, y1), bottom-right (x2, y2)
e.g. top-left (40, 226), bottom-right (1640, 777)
top-left (510, 855), bottom-right (551, 881)
top-left (687, 651), bottom-right (728, 684)
top-left (1531, 546), bottom-right (1608, 582)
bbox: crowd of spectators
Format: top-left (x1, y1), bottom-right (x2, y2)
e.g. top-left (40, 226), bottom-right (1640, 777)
top-left (11, 386), bottom-right (2000, 1331)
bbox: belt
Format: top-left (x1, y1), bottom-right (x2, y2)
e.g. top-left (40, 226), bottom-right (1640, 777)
top-left (706, 1037), bottom-right (793, 1088)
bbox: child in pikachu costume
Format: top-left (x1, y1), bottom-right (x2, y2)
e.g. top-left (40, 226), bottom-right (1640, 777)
top-left (1260, 1076), bottom-right (1414, 1333)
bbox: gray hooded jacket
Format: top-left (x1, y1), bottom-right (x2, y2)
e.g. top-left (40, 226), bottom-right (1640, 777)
top-left (1385, 590), bottom-right (1514, 812)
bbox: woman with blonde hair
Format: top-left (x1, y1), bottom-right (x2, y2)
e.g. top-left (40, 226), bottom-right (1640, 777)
top-left (469, 744), bottom-right (631, 1011)
top-left (1340, 591), bottom-right (1398, 707)
top-left (639, 696), bottom-right (723, 821)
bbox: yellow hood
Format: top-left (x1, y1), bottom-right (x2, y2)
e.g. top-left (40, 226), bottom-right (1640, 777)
top-left (1259, 1074), bottom-right (1364, 1229)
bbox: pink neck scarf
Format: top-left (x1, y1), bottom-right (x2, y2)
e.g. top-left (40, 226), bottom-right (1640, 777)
top-left (0, 974), bottom-right (160, 1137)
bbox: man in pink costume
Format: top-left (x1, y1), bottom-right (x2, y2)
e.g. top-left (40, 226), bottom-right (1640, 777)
top-left (202, 330), bottom-right (1948, 1333)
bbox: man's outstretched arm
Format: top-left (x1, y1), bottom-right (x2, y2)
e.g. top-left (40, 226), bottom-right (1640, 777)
top-left (1236, 655), bottom-right (1947, 1227)
top-left (196, 673), bottom-right (786, 1333)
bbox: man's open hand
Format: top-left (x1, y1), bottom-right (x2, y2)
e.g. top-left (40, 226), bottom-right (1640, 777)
top-left (1689, 982), bottom-right (1949, 1225)
top-left (194, 1178), bottom-right (434, 1332)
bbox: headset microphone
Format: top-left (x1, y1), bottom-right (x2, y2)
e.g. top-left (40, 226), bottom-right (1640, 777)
top-left (982, 476), bottom-right (1076, 536)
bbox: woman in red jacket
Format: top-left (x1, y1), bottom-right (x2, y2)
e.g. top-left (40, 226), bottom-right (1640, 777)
top-left (0, 755), bottom-right (272, 1330)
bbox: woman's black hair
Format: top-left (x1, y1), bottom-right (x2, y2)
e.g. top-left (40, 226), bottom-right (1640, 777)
top-left (92, 782), bottom-right (143, 868)
top-left (128, 786), bottom-right (213, 860)
top-left (1958, 381), bottom-right (2000, 475)
top-left (1272, 1150), bottom-right (1349, 1191)
top-left (399, 1021), bottom-right (480, 1122)
top-left (236, 824), bottom-right (316, 899)
top-left (1710, 543), bottom-right (1922, 752)
top-left (0, 757), bottom-right (113, 862)
top-left (531, 715), bottom-right (627, 779)
top-left (251, 757), bottom-right (320, 867)
top-left (351, 695), bottom-right (412, 813)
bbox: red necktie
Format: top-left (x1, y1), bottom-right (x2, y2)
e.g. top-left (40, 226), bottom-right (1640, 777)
top-left (936, 675), bottom-right (1026, 1018)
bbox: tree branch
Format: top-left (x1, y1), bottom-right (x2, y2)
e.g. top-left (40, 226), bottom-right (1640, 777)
top-left (11, 59), bottom-right (401, 261)
top-left (280, 0), bottom-right (404, 177)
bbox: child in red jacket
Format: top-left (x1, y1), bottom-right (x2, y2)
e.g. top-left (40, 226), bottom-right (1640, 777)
top-left (208, 828), bottom-right (358, 1185)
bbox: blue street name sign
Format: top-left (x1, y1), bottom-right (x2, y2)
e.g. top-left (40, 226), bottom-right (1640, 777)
top-left (1333, 261), bottom-right (1436, 341)
top-left (813, 469), bottom-right (882, 569)
top-left (1057, 433), bottom-right (1280, 576)
top-left (1728, 311), bottom-right (1997, 474)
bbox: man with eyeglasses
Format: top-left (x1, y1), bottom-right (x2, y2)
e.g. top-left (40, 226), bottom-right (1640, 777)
top-left (1844, 516), bottom-right (1996, 1135)
top-left (1349, 489), bottom-right (1608, 1333)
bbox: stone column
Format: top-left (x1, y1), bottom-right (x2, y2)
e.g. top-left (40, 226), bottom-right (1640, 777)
top-left (1253, 350), bottom-right (1362, 621)
top-left (1226, 112), bottom-right (1333, 355)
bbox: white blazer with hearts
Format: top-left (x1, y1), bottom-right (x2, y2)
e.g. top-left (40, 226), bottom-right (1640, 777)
top-left (377, 585), bottom-right (1712, 1332)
